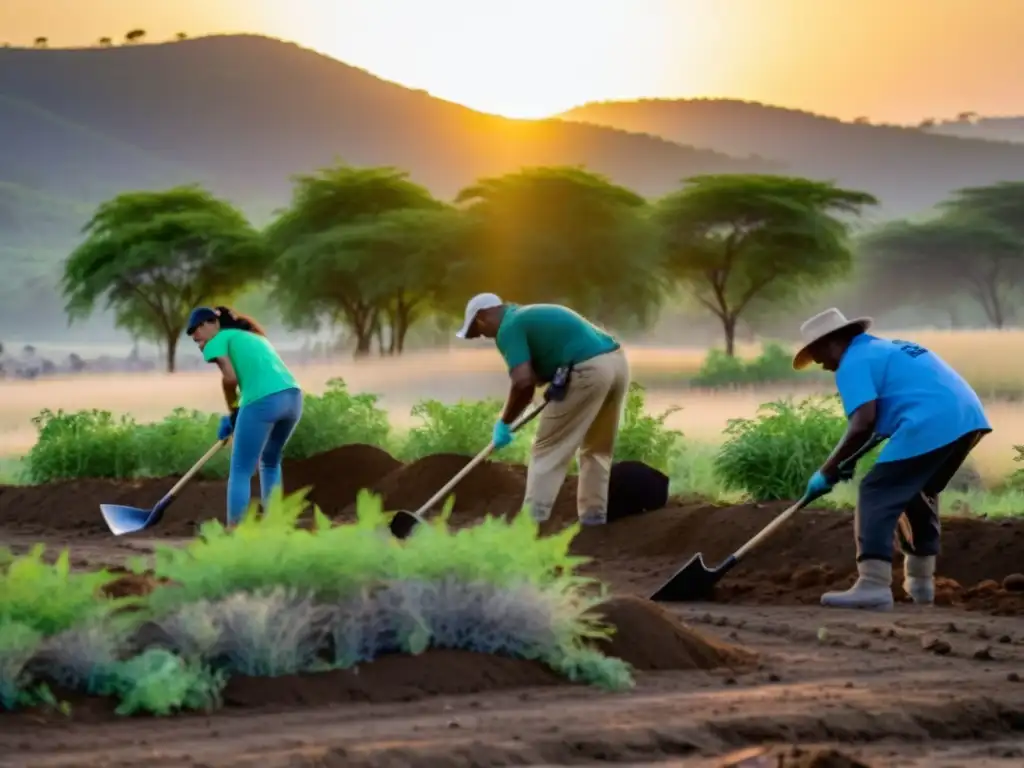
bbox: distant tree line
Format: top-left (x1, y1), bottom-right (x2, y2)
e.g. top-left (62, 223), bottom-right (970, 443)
top-left (58, 161), bottom-right (1024, 373)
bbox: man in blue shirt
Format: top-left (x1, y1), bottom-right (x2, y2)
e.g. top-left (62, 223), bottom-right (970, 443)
top-left (456, 292), bottom-right (630, 526)
top-left (794, 308), bottom-right (991, 611)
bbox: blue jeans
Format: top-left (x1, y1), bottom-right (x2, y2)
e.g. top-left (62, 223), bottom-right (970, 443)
top-left (227, 387), bottom-right (303, 525)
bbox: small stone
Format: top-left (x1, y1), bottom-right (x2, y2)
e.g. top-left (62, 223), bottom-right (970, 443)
top-left (946, 622), bottom-right (959, 633)
top-left (998, 634), bottom-right (1013, 644)
top-left (844, 681), bottom-right (854, 688)
top-left (817, 627), bottom-right (829, 642)
top-left (858, 640), bottom-right (871, 650)
top-left (1002, 573), bottom-right (1024, 592)
top-left (921, 636), bottom-right (952, 655)
top-left (973, 646), bottom-right (994, 661)
top-left (767, 673), bottom-right (781, 682)
top-left (447, 720), bottom-right (460, 728)
top-left (724, 677), bottom-right (737, 685)
top-left (1008, 672), bottom-right (1021, 683)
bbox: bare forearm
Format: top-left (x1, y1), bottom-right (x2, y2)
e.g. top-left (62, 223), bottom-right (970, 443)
top-left (222, 379), bottom-right (239, 411)
top-left (501, 383), bottom-right (535, 424)
top-left (820, 403), bottom-right (877, 479)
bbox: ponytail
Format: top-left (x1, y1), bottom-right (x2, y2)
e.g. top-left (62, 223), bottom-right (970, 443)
top-left (215, 306), bottom-right (266, 337)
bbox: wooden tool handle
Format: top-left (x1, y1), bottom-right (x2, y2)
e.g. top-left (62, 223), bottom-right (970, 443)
top-left (732, 433), bottom-right (885, 561)
top-left (409, 401), bottom-right (547, 518)
top-left (165, 439), bottom-right (229, 498)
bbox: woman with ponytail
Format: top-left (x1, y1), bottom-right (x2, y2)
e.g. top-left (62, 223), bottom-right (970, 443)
top-left (187, 305), bottom-right (303, 527)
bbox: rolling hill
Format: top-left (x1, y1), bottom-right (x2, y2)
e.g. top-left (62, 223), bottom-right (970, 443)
top-left (559, 98), bottom-right (1024, 217)
top-left (0, 35), bottom-right (773, 335)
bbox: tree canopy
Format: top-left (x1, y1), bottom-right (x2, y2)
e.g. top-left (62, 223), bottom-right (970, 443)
top-left (61, 186), bottom-right (268, 371)
top-left (454, 166), bottom-right (668, 327)
top-left (653, 174), bottom-right (878, 355)
top-left (267, 164), bottom-right (458, 356)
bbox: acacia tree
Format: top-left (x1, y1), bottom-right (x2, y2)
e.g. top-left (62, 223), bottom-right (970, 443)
top-left (62, 186), bottom-right (269, 372)
top-left (859, 215), bottom-right (1023, 328)
top-left (453, 166), bottom-right (667, 327)
top-left (267, 164), bottom-right (452, 356)
top-left (654, 174), bottom-right (878, 355)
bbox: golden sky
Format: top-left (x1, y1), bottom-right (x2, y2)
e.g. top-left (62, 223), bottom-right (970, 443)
top-left (2, 0), bottom-right (1022, 122)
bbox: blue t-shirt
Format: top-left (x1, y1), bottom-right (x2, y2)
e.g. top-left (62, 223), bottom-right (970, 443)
top-left (835, 333), bottom-right (991, 464)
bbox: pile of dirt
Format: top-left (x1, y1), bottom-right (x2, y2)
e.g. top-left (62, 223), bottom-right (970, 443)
top-left (344, 453), bottom-right (580, 527)
top-left (590, 595), bottom-right (755, 671)
top-left (222, 649), bottom-right (563, 707)
top-left (279, 443), bottom-right (402, 516)
top-left (572, 503), bottom-right (1024, 614)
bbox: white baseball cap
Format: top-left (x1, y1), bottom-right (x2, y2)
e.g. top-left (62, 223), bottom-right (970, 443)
top-left (455, 292), bottom-right (503, 339)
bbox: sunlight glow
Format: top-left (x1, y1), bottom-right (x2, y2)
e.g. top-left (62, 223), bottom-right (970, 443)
top-left (257, 0), bottom-right (720, 119)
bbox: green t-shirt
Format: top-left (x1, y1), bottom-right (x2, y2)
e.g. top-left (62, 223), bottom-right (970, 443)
top-left (495, 304), bottom-right (620, 382)
top-left (202, 328), bottom-right (299, 407)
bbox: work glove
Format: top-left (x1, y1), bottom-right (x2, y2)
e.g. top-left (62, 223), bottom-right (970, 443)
top-left (217, 410), bottom-right (238, 441)
top-left (492, 419), bottom-right (513, 450)
top-left (805, 470), bottom-right (834, 498)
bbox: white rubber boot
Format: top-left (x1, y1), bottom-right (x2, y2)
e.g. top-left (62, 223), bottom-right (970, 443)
top-left (820, 559), bottom-right (894, 611)
top-left (902, 554), bottom-right (936, 605)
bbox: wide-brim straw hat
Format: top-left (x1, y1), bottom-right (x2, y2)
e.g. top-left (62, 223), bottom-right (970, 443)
top-left (792, 308), bottom-right (873, 370)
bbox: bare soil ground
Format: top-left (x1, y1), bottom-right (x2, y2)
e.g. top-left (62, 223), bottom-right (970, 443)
top-left (1, 444), bottom-right (1023, 767)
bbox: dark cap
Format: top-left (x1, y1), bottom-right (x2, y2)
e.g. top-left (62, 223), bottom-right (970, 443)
top-left (186, 306), bottom-right (218, 335)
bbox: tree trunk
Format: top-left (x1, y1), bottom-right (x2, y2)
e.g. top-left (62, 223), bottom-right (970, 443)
top-left (165, 333), bottom-right (178, 373)
top-left (721, 314), bottom-right (737, 356)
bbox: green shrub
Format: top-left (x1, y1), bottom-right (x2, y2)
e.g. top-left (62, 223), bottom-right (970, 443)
top-left (21, 379), bottom-right (393, 482)
top-left (713, 395), bottom-right (878, 501)
top-left (613, 383), bottom-right (683, 471)
top-left (22, 409), bottom-right (140, 483)
top-left (131, 489), bottom-right (633, 690)
top-left (399, 398), bottom-right (536, 463)
top-left (282, 378), bottom-right (392, 460)
top-left (133, 408), bottom-right (229, 478)
top-left (691, 342), bottom-right (823, 388)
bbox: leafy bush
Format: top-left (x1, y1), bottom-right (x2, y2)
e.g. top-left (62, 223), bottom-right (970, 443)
top-left (282, 378), bottom-right (392, 460)
top-left (134, 489), bottom-right (633, 689)
top-left (21, 379), bottom-right (393, 482)
top-left (400, 397), bottom-right (536, 463)
top-left (0, 488), bottom-right (634, 713)
top-left (713, 395), bottom-right (879, 501)
top-left (22, 409), bottom-right (140, 483)
top-left (691, 342), bottom-right (823, 388)
top-left (613, 383), bottom-right (683, 471)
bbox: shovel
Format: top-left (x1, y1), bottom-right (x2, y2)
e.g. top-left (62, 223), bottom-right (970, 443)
top-left (649, 434), bottom-right (885, 602)
top-left (388, 400), bottom-right (549, 540)
top-left (101, 438), bottom-right (229, 536)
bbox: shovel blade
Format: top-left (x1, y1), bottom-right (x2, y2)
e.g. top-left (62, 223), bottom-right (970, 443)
top-left (388, 510), bottom-right (424, 540)
top-left (100, 504), bottom-right (157, 536)
top-left (649, 552), bottom-right (736, 602)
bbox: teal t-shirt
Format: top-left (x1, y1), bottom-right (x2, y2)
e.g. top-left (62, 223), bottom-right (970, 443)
top-left (495, 304), bottom-right (620, 382)
top-left (202, 328), bottom-right (299, 407)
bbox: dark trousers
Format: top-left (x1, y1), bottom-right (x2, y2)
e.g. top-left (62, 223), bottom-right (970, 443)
top-left (856, 430), bottom-right (988, 563)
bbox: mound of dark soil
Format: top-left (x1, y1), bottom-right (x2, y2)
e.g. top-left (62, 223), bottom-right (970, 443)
top-left (590, 595), bottom-right (754, 671)
top-left (355, 453), bottom-right (528, 521)
top-left (573, 502), bottom-right (1024, 614)
top-left (279, 443), bottom-right (402, 516)
top-left (223, 649), bottom-right (563, 707)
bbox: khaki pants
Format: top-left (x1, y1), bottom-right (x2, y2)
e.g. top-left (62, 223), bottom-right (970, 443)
top-left (524, 348), bottom-right (630, 523)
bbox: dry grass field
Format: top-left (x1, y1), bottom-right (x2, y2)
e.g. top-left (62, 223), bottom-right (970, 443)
top-left (2, 330), bottom-right (1023, 482)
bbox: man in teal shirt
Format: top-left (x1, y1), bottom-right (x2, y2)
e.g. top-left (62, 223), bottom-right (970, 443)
top-left (456, 292), bottom-right (630, 525)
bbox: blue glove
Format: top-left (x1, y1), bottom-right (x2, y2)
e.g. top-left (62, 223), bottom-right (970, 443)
top-left (217, 413), bottom-right (235, 441)
top-left (806, 470), bottom-right (834, 498)
top-left (492, 419), bottom-right (513, 449)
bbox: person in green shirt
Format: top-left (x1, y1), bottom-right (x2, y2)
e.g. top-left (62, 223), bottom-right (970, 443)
top-left (187, 306), bottom-right (303, 527)
top-left (456, 293), bottom-right (630, 526)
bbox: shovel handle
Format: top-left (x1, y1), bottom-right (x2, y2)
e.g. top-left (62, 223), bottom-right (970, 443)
top-left (732, 434), bottom-right (884, 561)
top-left (165, 439), bottom-right (229, 499)
top-left (409, 401), bottom-right (547, 519)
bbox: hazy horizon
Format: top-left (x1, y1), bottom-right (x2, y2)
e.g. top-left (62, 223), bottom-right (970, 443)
top-left (3, 0), bottom-right (1023, 123)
